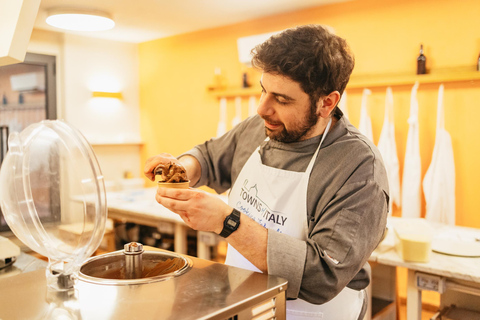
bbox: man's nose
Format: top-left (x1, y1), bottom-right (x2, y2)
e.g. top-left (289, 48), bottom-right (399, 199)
top-left (257, 94), bottom-right (274, 117)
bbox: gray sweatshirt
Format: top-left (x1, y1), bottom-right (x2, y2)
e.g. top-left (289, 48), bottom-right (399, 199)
top-left (184, 110), bottom-right (389, 304)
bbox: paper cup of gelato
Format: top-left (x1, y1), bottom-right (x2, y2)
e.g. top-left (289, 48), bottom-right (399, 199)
top-left (155, 162), bottom-right (190, 189)
top-left (157, 181), bottom-right (190, 189)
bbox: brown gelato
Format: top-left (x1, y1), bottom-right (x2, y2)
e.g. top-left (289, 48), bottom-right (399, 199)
top-left (154, 162), bottom-right (188, 183)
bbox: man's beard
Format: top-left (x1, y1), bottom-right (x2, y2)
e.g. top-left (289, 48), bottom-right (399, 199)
top-left (263, 103), bottom-right (319, 143)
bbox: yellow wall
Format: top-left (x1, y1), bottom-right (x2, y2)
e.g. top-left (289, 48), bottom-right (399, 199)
top-left (139, 0), bottom-right (480, 228)
top-left (139, 0), bottom-right (480, 306)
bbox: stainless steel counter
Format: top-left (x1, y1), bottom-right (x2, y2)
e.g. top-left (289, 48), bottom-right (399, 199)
top-left (0, 252), bottom-right (47, 280)
top-left (0, 250), bottom-right (287, 320)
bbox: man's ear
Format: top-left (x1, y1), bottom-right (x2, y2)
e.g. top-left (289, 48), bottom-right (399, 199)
top-left (317, 91), bottom-right (341, 118)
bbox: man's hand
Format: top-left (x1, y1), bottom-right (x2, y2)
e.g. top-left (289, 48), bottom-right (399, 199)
top-left (144, 153), bottom-right (180, 182)
top-left (155, 187), bottom-right (231, 234)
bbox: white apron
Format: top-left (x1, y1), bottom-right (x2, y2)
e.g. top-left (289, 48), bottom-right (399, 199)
top-left (225, 119), bottom-right (364, 319)
top-left (402, 82), bottom-right (422, 218)
top-left (358, 88), bottom-right (374, 143)
top-left (423, 84), bottom-right (456, 225)
top-left (377, 87), bottom-right (400, 215)
top-left (216, 98), bottom-right (227, 138)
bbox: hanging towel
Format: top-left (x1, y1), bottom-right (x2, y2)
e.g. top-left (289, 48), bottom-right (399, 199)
top-left (248, 96), bottom-right (257, 117)
top-left (377, 87), bottom-right (400, 215)
top-left (216, 98), bottom-right (227, 137)
top-left (232, 96), bottom-right (242, 127)
top-left (423, 84), bottom-right (456, 225)
top-left (338, 90), bottom-right (349, 119)
top-left (402, 82), bottom-right (422, 218)
top-left (358, 88), bottom-right (373, 142)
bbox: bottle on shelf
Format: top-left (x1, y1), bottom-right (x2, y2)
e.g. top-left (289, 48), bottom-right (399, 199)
top-left (242, 72), bottom-right (250, 88)
top-left (2, 93), bottom-right (7, 106)
top-left (417, 44), bottom-right (426, 75)
top-left (477, 52), bottom-right (480, 72)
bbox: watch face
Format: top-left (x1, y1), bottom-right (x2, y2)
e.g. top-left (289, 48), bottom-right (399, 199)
top-left (226, 218), bottom-right (237, 228)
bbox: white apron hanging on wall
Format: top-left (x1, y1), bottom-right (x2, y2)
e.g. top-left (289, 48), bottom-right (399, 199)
top-left (231, 96), bottom-right (242, 127)
top-left (248, 96), bottom-right (257, 117)
top-left (377, 87), bottom-right (400, 215)
top-left (423, 84), bottom-right (456, 225)
top-left (216, 98), bottom-right (227, 138)
top-left (358, 88), bottom-right (373, 142)
top-left (338, 90), bottom-right (349, 119)
top-left (402, 82), bottom-right (422, 218)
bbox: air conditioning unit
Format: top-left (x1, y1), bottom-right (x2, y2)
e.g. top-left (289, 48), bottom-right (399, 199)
top-left (10, 72), bottom-right (45, 92)
top-left (237, 31), bottom-right (279, 66)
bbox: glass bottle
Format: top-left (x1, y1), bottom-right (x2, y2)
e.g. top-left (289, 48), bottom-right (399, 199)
top-left (242, 72), bottom-right (250, 88)
top-left (417, 44), bottom-right (426, 75)
top-left (477, 52), bottom-right (480, 72)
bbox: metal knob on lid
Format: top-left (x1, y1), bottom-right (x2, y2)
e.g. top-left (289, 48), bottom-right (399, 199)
top-left (124, 242), bottom-right (144, 279)
top-left (124, 242), bottom-right (144, 254)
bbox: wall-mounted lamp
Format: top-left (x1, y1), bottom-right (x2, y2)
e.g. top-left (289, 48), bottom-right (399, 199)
top-left (92, 91), bottom-right (123, 99)
top-left (46, 8), bottom-right (115, 32)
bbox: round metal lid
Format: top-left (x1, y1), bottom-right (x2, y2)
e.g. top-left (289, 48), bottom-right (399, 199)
top-left (79, 249), bottom-right (192, 285)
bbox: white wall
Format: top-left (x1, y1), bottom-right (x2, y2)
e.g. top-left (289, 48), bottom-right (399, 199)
top-left (63, 34), bottom-right (140, 145)
top-left (27, 30), bottom-right (143, 184)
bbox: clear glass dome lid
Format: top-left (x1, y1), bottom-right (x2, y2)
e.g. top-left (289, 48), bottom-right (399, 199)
top-left (0, 120), bottom-right (107, 290)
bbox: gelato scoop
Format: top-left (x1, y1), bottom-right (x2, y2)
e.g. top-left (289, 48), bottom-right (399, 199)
top-left (154, 162), bottom-right (188, 183)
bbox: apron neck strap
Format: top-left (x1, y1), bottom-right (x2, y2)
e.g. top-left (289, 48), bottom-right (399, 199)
top-left (305, 117), bottom-right (332, 173)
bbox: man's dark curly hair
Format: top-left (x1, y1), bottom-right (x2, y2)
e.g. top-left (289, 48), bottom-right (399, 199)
top-left (251, 25), bottom-right (354, 109)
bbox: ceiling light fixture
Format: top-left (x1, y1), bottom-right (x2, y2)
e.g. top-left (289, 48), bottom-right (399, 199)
top-left (46, 8), bottom-right (115, 32)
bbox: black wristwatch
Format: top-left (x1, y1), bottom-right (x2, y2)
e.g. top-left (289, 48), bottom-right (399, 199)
top-left (219, 209), bottom-right (241, 238)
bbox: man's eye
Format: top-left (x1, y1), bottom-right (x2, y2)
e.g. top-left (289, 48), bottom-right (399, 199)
top-left (276, 98), bottom-right (288, 105)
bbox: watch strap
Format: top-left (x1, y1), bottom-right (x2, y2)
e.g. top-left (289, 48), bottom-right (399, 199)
top-left (219, 209), bottom-right (241, 238)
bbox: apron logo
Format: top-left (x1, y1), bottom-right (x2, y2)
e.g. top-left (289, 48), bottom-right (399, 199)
top-left (236, 180), bottom-right (288, 228)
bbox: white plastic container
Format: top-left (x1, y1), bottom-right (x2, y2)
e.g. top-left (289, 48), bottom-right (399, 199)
top-left (392, 218), bottom-right (433, 262)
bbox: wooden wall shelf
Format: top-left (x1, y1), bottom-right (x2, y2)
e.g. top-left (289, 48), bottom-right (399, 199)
top-left (347, 66), bottom-right (480, 89)
top-left (209, 66), bottom-right (480, 98)
top-left (209, 86), bottom-right (261, 99)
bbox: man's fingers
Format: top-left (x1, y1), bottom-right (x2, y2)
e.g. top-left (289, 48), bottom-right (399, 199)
top-left (156, 194), bottom-right (185, 212)
top-left (143, 154), bottom-right (178, 181)
top-left (144, 159), bottom-right (159, 181)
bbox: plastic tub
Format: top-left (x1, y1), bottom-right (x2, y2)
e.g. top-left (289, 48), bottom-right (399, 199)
top-left (392, 218), bottom-right (433, 262)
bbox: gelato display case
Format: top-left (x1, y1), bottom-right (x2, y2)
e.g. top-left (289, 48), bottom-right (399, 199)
top-left (0, 120), bottom-right (287, 319)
